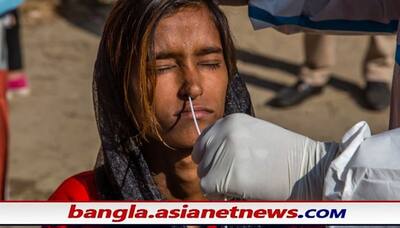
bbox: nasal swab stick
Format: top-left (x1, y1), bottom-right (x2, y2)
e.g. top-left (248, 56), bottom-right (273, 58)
top-left (189, 96), bottom-right (228, 203)
top-left (188, 96), bottom-right (201, 135)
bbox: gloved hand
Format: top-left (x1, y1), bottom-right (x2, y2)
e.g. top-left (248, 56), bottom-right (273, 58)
top-left (192, 113), bottom-right (338, 200)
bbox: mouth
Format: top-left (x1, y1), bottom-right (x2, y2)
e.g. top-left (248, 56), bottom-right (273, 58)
top-left (174, 105), bottom-right (214, 120)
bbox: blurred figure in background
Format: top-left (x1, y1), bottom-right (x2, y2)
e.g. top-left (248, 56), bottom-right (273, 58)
top-left (0, 16), bottom-right (8, 200)
top-left (0, 0), bottom-right (25, 200)
top-left (271, 34), bottom-right (396, 110)
top-left (4, 9), bottom-right (29, 98)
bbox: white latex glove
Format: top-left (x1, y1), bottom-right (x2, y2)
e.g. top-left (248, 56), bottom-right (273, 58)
top-left (192, 113), bottom-right (338, 200)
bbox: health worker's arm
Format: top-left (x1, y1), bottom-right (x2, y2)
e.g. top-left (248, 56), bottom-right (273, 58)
top-left (0, 0), bottom-right (24, 15)
top-left (193, 114), bottom-right (400, 200)
top-left (248, 0), bottom-right (400, 34)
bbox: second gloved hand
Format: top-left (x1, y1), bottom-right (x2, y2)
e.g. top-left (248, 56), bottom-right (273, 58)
top-left (192, 113), bottom-right (338, 200)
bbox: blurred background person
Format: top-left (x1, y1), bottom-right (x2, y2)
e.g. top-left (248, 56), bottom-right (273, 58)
top-left (4, 8), bottom-right (29, 99)
top-left (0, 20), bottom-right (8, 200)
top-left (271, 34), bottom-right (396, 110)
top-left (0, 0), bottom-right (24, 200)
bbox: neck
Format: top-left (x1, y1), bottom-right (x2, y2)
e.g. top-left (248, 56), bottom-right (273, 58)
top-left (142, 139), bottom-right (206, 200)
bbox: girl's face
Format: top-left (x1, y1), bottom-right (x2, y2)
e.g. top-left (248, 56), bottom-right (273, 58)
top-left (152, 6), bottom-right (228, 149)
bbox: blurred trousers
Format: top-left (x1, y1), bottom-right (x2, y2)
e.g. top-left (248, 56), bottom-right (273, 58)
top-left (300, 34), bottom-right (396, 86)
top-left (0, 71), bottom-right (8, 200)
top-left (6, 9), bottom-right (23, 71)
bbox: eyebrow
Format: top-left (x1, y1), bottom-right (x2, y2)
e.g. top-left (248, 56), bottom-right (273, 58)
top-left (195, 46), bottom-right (223, 56)
top-left (155, 51), bottom-right (182, 60)
top-left (155, 46), bottom-right (223, 60)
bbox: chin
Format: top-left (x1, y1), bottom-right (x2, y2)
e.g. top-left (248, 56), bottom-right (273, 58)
top-left (163, 131), bottom-right (199, 150)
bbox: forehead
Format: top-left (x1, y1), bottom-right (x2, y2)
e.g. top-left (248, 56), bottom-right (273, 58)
top-left (154, 6), bottom-right (222, 52)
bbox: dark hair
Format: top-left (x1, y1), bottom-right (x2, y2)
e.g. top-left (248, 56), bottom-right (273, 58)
top-left (102, 0), bottom-right (237, 139)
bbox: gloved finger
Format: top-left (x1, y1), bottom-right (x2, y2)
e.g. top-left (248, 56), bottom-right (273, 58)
top-left (195, 139), bottom-right (221, 179)
top-left (200, 173), bottom-right (244, 199)
top-left (192, 132), bottom-right (208, 164)
top-left (193, 113), bottom-right (247, 163)
top-left (192, 119), bottom-right (219, 164)
top-left (200, 175), bottom-right (218, 195)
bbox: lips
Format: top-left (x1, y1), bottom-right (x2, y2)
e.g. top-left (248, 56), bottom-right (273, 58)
top-left (174, 105), bottom-right (214, 119)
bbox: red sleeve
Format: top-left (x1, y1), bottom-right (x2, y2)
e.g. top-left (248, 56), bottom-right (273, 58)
top-left (48, 171), bottom-right (99, 201)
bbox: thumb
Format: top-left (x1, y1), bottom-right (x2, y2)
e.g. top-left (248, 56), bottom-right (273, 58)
top-left (191, 137), bottom-right (204, 164)
top-left (191, 122), bottom-right (216, 164)
top-left (200, 174), bottom-right (220, 196)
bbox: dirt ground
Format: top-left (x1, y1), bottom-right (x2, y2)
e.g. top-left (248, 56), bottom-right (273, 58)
top-left (7, 2), bottom-right (391, 201)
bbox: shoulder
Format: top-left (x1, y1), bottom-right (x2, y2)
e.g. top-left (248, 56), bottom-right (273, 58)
top-left (49, 171), bottom-right (99, 201)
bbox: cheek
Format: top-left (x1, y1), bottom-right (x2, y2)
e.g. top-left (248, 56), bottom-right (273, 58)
top-left (204, 68), bottom-right (229, 113)
top-left (153, 76), bottom-right (180, 125)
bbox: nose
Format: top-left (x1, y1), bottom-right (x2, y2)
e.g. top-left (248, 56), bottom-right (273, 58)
top-left (178, 64), bottom-right (203, 100)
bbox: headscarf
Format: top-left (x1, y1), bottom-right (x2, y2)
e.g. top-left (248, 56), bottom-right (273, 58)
top-left (93, 38), bottom-right (255, 200)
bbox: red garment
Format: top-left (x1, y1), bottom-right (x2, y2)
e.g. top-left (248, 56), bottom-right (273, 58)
top-left (49, 171), bottom-right (98, 201)
top-left (49, 172), bottom-right (217, 228)
top-left (49, 172), bottom-right (321, 228)
top-left (46, 171), bottom-right (98, 228)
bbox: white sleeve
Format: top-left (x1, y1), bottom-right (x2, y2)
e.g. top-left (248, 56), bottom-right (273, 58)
top-left (324, 121), bottom-right (400, 200)
top-left (0, 0), bottom-right (24, 15)
top-left (249, 0), bottom-right (399, 34)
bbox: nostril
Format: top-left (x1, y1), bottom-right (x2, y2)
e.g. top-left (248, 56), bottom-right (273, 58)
top-left (178, 81), bottom-right (203, 100)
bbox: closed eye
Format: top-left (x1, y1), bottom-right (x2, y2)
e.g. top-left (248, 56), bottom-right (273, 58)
top-left (156, 65), bottom-right (177, 74)
top-left (199, 62), bottom-right (221, 70)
